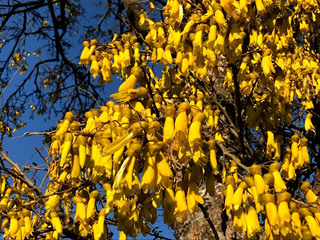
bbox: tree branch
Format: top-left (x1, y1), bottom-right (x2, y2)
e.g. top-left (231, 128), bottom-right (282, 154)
top-left (230, 64), bottom-right (246, 157)
top-left (215, 140), bottom-right (250, 172)
top-left (199, 204), bottom-right (220, 240)
top-left (0, 150), bottom-right (42, 196)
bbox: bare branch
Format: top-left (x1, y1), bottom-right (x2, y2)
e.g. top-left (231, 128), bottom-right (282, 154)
top-left (0, 150), bottom-right (42, 196)
top-left (215, 140), bottom-right (250, 173)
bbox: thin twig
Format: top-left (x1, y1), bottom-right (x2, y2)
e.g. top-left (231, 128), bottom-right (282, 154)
top-left (78, 86), bottom-right (101, 107)
top-left (35, 147), bottom-right (50, 168)
top-left (0, 66), bottom-right (20, 98)
top-left (24, 131), bottom-right (56, 136)
top-left (0, 150), bottom-right (42, 196)
top-left (2, 134), bottom-right (26, 147)
top-left (215, 140), bottom-right (250, 172)
top-left (22, 145), bottom-right (47, 168)
top-left (23, 166), bottom-right (47, 171)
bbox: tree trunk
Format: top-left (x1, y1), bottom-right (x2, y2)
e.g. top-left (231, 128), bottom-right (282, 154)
top-left (175, 183), bottom-right (247, 240)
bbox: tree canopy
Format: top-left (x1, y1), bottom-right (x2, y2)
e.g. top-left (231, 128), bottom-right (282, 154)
top-left (2, 0), bottom-right (320, 239)
top-left (0, 0), bottom-right (155, 136)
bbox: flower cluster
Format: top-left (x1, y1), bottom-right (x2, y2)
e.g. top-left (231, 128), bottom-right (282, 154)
top-left (73, 0), bottom-right (320, 238)
top-left (3, 0), bottom-right (320, 239)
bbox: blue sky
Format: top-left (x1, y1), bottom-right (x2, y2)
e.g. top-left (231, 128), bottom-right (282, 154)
top-left (0, 1), bottom-right (175, 239)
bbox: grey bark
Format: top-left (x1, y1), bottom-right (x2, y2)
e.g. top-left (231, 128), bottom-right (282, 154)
top-left (175, 183), bottom-right (247, 240)
top-left (122, 0), bottom-right (149, 37)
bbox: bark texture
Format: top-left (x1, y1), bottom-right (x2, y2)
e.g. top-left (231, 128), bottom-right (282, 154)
top-left (122, 0), bottom-right (149, 37)
top-left (175, 183), bottom-right (247, 240)
top-left (174, 58), bottom-right (247, 240)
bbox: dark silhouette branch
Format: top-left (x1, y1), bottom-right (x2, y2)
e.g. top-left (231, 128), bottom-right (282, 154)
top-left (199, 204), bottom-right (220, 240)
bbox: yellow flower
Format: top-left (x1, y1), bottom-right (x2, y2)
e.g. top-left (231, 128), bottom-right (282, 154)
top-left (215, 131), bottom-right (224, 142)
top-left (201, 10), bottom-right (214, 22)
top-left (50, 212), bottom-right (62, 235)
top-left (141, 154), bottom-right (157, 193)
top-left (274, 135), bottom-right (283, 161)
top-left (254, 174), bottom-right (265, 195)
top-left (87, 190), bottom-right (100, 219)
top-left (163, 105), bottom-right (175, 142)
top-left (301, 137), bottom-right (310, 166)
top-left (7, 212), bottom-right (19, 238)
top-left (261, 51), bottom-right (275, 77)
top-left (246, 206), bottom-right (261, 238)
top-left (79, 41), bottom-right (90, 64)
top-left (306, 189), bottom-right (318, 203)
top-left (193, 30), bottom-right (203, 49)
top-left (174, 103), bottom-right (190, 146)
top-left (97, 209), bottom-right (106, 237)
top-left (263, 193), bottom-right (279, 234)
top-left (157, 152), bottom-right (173, 178)
top-left (83, 111), bottom-right (96, 133)
top-left (269, 162), bottom-right (287, 192)
top-left (90, 57), bottom-right (99, 79)
top-left (71, 146), bottom-right (81, 180)
top-left (163, 188), bottom-right (175, 227)
top-left (224, 176), bottom-right (235, 215)
top-left (221, 0), bottom-right (239, 18)
top-left (85, 39), bottom-right (97, 63)
top-left (305, 113), bottom-right (315, 133)
top-left (233, 208), bottom-right (246, 232)
top-left (188, 112), bottom-right (206, 165)
top-left (45, 194), bottom-right (61, 214)
top-left (119, 231), bottom-right (127, 240)
top-left (170, 0), bottom-right (179, 16)
top-left (123, 45), bottom-right (131, 67)
top-left (277, 192), bottom-right (292, 236)
top-left (291, 134), bottom-right (299, 164)
top-left (208, 25), bottom-right (217, 42)
top-left (208, 139), bottom-right (218, 174)
top-left (181, 57), bottom-right (189, 76)
top-left (281, 148), bottom-right (291, 179)
top-left (22, 209), bottom-right (31, 238)
top-left (182, 20), bottom-right (195, 36)
top-left (60, 132), bottom-right (73, 167)
top-left (213, 109), bottom-right (220, 128)
top-left (239, 0), bottom-right (248, 15)
top-left (305, 215), bottom-right (320, 238)
top-left (288, 162), bottom-right (296, 180)
top-left (103, 183), bottom-right (114, 214)
top-left (175, 182), bottom-right (188, 222)
top-left (164, 46), bottom-right (173, 64)
top-left (215, 9), bottom-right (228, 33)
top-left (232, 181), bottom-right (247, 211)
top-left (187, 182), bottom-right (204, 214)
top-left (291, 212), bottom-right (302, 238)
top-left (255, 0), bottom-right (266, 15)
top-left (266, 129), bottom-right (275, 156)
top-left (251, 163), bottom-right (265, 195)
top-left (264, 219), bottom-right (273, 239)
top-left (133, 42), bottom-right (140, 60)
top-left (263, 173), bottom-right (274, 193)
top-left (214, 32), bottom-right (227, 55)
top-left (168, 27), bottom-right (181, 49)
top-left (72, 196), bottom-right (87, 223)
top-left (301, 181), bottom-right (319, 203)
top-left (101, 57), bottom-right (112, 83)
top-left (139, 14), bottom-right (146, 26)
